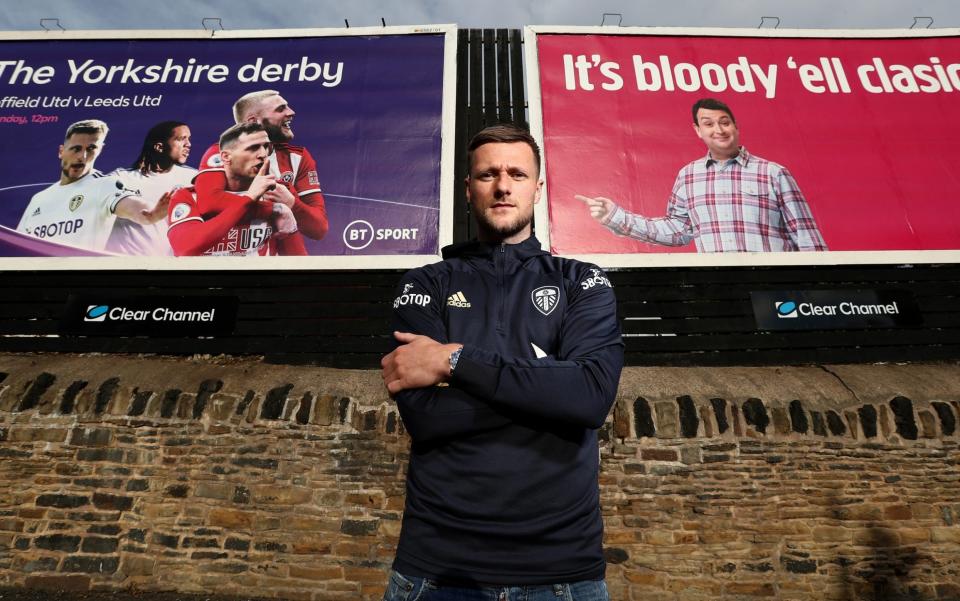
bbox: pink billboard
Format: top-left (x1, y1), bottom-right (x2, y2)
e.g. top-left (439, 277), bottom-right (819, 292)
top-left (528, 28), bottom-right (960, 266)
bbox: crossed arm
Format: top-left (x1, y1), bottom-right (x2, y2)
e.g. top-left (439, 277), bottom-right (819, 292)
top-left (381, 272), bottom-right (623, 443)
top-left (382, 331), bottom-right (461, 394)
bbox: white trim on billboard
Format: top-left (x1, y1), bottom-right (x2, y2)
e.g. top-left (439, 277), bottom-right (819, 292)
top-left (524, 26), bottom-right (551, 254)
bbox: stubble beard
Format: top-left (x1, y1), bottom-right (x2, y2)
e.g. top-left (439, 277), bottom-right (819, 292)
top-left (474, 206), bottom-right (533, 243)
top-left (61, 164), bottom-right (87, 183)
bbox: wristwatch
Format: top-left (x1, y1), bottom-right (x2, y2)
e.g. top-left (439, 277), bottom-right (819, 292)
top-left (449, 346), bottom-right (463, 376)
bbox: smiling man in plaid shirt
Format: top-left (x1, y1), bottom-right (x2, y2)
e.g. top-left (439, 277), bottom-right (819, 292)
top-left (579, 98), bottom-right (828, 252)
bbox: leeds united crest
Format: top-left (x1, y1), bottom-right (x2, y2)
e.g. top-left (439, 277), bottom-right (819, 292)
top-left (531, 286), bottom-right (559, 316)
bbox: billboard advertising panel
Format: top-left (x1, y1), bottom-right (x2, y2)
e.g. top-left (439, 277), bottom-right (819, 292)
top-left (526, 27), bottom-right (960, 267)
top-left (0, 25), bottom-right (456, 269)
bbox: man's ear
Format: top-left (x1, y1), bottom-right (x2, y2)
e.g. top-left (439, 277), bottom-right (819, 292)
top-left (534, 178), bottom-right (544, 204)
top-left (464, 175), bottom-right (471, 203)
top-left (57, 144), bottom-right (64, 159)
top-left (154, 142), bottom-right (164, 153)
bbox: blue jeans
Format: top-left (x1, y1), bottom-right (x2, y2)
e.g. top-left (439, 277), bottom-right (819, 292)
top-left (382, 570), bottom-right (609, 601)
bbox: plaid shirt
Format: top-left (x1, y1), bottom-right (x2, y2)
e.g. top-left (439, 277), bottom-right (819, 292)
top-left (602, 147), bottom-right (827, 252)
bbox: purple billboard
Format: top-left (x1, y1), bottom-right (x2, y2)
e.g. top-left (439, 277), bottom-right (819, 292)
top-left (0, 27), bottom-right (455, 268)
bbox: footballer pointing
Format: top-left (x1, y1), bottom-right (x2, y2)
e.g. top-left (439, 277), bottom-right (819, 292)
top-left (17, 119), bottom-right (168, 252)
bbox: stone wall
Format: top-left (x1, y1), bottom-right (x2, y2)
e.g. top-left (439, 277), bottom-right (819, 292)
top-left (0, 354), bottom-right (958, 600)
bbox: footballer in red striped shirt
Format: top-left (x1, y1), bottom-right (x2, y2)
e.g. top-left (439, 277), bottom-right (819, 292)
top-left (194, 90), bottom-right (328, 244)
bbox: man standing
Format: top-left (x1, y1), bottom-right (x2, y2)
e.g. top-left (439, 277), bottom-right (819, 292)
top-left (380, 124), bottom-right (623, 600)
top-left (195, 90), bottom-right (328, 242)
top-left (579, 98), bottom-right (828, 252)
top-left (166, 122), bottom-right (301, 256)
top-left (107, 121), bottom-right (196, 256)
top-left (17, 119), bottom-right (165, 252)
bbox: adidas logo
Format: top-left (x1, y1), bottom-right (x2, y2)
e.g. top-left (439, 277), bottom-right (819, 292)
top-left (32, 207), bottom-right (41, 217)
top-left (446, 291), bottom-right (471, 308)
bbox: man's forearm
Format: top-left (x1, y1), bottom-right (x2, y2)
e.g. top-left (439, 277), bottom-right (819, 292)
top-left (603, 203), bottom-right (693, 247)
top-left (393, 386), bottom-right (514, 443)
top-left (167, 201), bottom-right (255, 256)
top-left (777, 169), bottom-right (828, 251)
top-left (114, 196), bottom-right (160, 226)
top-left (291, 192), bottom-right (329, 240)
top-left (449, 286), bottom-right (622, 430)
top-left (451, 344), bottom-right (623, 429)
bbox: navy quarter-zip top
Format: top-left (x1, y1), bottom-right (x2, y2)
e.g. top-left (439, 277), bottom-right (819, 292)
top-left (388, 236), bottom-right (624, 585)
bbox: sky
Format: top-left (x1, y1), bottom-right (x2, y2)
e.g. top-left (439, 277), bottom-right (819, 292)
top-left (0, 0), bottom-right (959, 31)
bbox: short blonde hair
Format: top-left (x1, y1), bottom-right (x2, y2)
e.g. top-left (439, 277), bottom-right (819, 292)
top-left (232, 90), bottom-right (280, 124)
top-left (64, 119), bottom-right (109, 141)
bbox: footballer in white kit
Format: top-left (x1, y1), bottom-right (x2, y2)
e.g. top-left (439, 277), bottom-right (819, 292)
top-left (107, 121), bottom-right (197, 256)
top-left (108, 165), bottom-right (195, 255)
top-left (17, 119), bottom-right (168, 253)
top-left (18, 171), bottom-right (135, 251)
